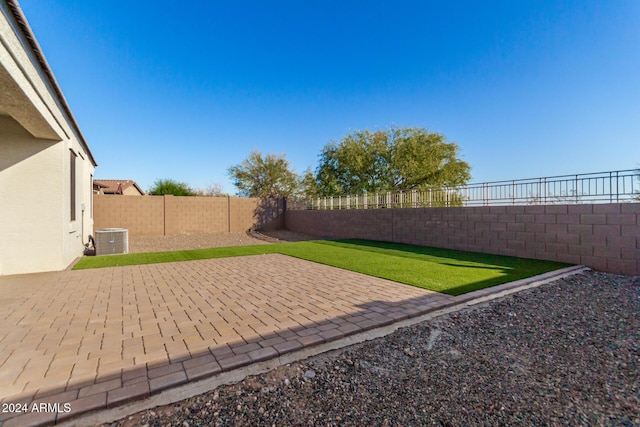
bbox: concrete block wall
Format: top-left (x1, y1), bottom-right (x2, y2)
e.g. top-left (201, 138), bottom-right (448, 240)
top-left (229, 197), bottom-right (260, 232)
top-left (93, 195), bottom-right (164, 236)
top-left (285, 203), bottom-right (640, 276)
top-left (245, 197), bottom-right (286, 232)
top-left (164, 196), bottom-right (229, 235)
top-left (94, 195), bottom-right (283, 236)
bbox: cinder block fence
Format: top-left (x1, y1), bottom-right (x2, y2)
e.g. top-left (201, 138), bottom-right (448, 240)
top-left (94, 195), bottom-right (639, 275)
top-left (93, 195), bottom-right (284, 236)
top-left (285, 203), bottom-right (640, 276)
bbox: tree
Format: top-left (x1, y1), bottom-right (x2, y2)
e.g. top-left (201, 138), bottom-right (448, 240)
top-left (195, 182), bottom-right (227, 197)
top-left (315, 130), bottom-right (390, 196)
top-left (148, 178), bottom-right (196, 196)
top-left (300, 167), bottom-right (321, 199)
top-left (314, 126), bottom-right (471, 196)
top-left (228, 150), bottom-right (299, 198)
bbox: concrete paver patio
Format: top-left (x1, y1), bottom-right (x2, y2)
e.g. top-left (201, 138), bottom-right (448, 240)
top-left (0, 254), bottom-right (461, 426)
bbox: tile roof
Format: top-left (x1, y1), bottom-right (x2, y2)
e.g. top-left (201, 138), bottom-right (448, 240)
top-left (93, 179), bottom-right (144, 195)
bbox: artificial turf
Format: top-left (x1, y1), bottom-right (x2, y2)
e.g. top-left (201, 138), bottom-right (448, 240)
top-left (73, 239), bottom-right (570, 295)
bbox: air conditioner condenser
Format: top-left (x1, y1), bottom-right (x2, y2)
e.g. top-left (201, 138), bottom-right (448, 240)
top-left (95, 228), bottom-right (129, 255)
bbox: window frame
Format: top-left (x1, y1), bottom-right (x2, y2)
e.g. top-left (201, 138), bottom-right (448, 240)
top-left (70, 149), bottom-right (77, 222)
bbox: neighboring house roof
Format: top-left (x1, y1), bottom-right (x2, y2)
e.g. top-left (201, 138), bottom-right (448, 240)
top-left (94, 180), bottom-right (145, 195)
top-left (92, 181), bottom-right (109, 190)
top-left (3, 0), bottom-right (97, 166)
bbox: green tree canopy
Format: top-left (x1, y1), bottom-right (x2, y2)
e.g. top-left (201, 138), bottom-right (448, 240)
top-left (300, 167), bottom-right (321, 199)
top-left (148, 179), bottom-right (196, 196)
top-left (228, 150), bottom-right (299, 198)
top-left (314, 127), bottom-right (471, 196)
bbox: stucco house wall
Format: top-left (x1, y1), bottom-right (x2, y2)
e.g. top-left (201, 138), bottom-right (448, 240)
top-left (122, 186), bottom-right (143, 196)
top-left (0, 1), bottom-right (97, 275)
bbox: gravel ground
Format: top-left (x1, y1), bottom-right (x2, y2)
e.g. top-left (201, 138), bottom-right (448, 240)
top-left (128, 231), bottom-right (316, 253)
top-left (107, 271), bottom-right (639, 426)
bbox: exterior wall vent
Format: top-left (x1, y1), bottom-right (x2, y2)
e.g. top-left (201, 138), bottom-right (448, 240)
top-left (95, 228), bottom-right (129, 255)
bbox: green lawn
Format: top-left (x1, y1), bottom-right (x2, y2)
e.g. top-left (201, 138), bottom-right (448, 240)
top-left (73, 239), bottom-right (570, 296)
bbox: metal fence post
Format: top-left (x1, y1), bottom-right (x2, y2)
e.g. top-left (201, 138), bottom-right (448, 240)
top-left (483, 182), bottom-right (488, 206)
top-left (538, 178), bottom-right (542, 205)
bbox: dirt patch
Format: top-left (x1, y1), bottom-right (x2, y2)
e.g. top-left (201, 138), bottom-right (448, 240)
top-left (128, 230), bottom-right (318, 253)
top-left (250, 229), bottom-right (320, 243)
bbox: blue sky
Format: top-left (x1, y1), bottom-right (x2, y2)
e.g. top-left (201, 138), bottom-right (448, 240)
top-left (20, 0), bottom-right (640, 194)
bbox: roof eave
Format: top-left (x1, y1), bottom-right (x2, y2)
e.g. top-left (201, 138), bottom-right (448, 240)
top-left (5, 0), bottom-right (98, 167)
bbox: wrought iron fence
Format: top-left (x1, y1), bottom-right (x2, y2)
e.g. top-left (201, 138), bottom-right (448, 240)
top-left (288, 169), bottom-right (639, 210)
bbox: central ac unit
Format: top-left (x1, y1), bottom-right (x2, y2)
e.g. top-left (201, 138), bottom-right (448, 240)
top-left (95, 228), bottom-right (129, 255)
